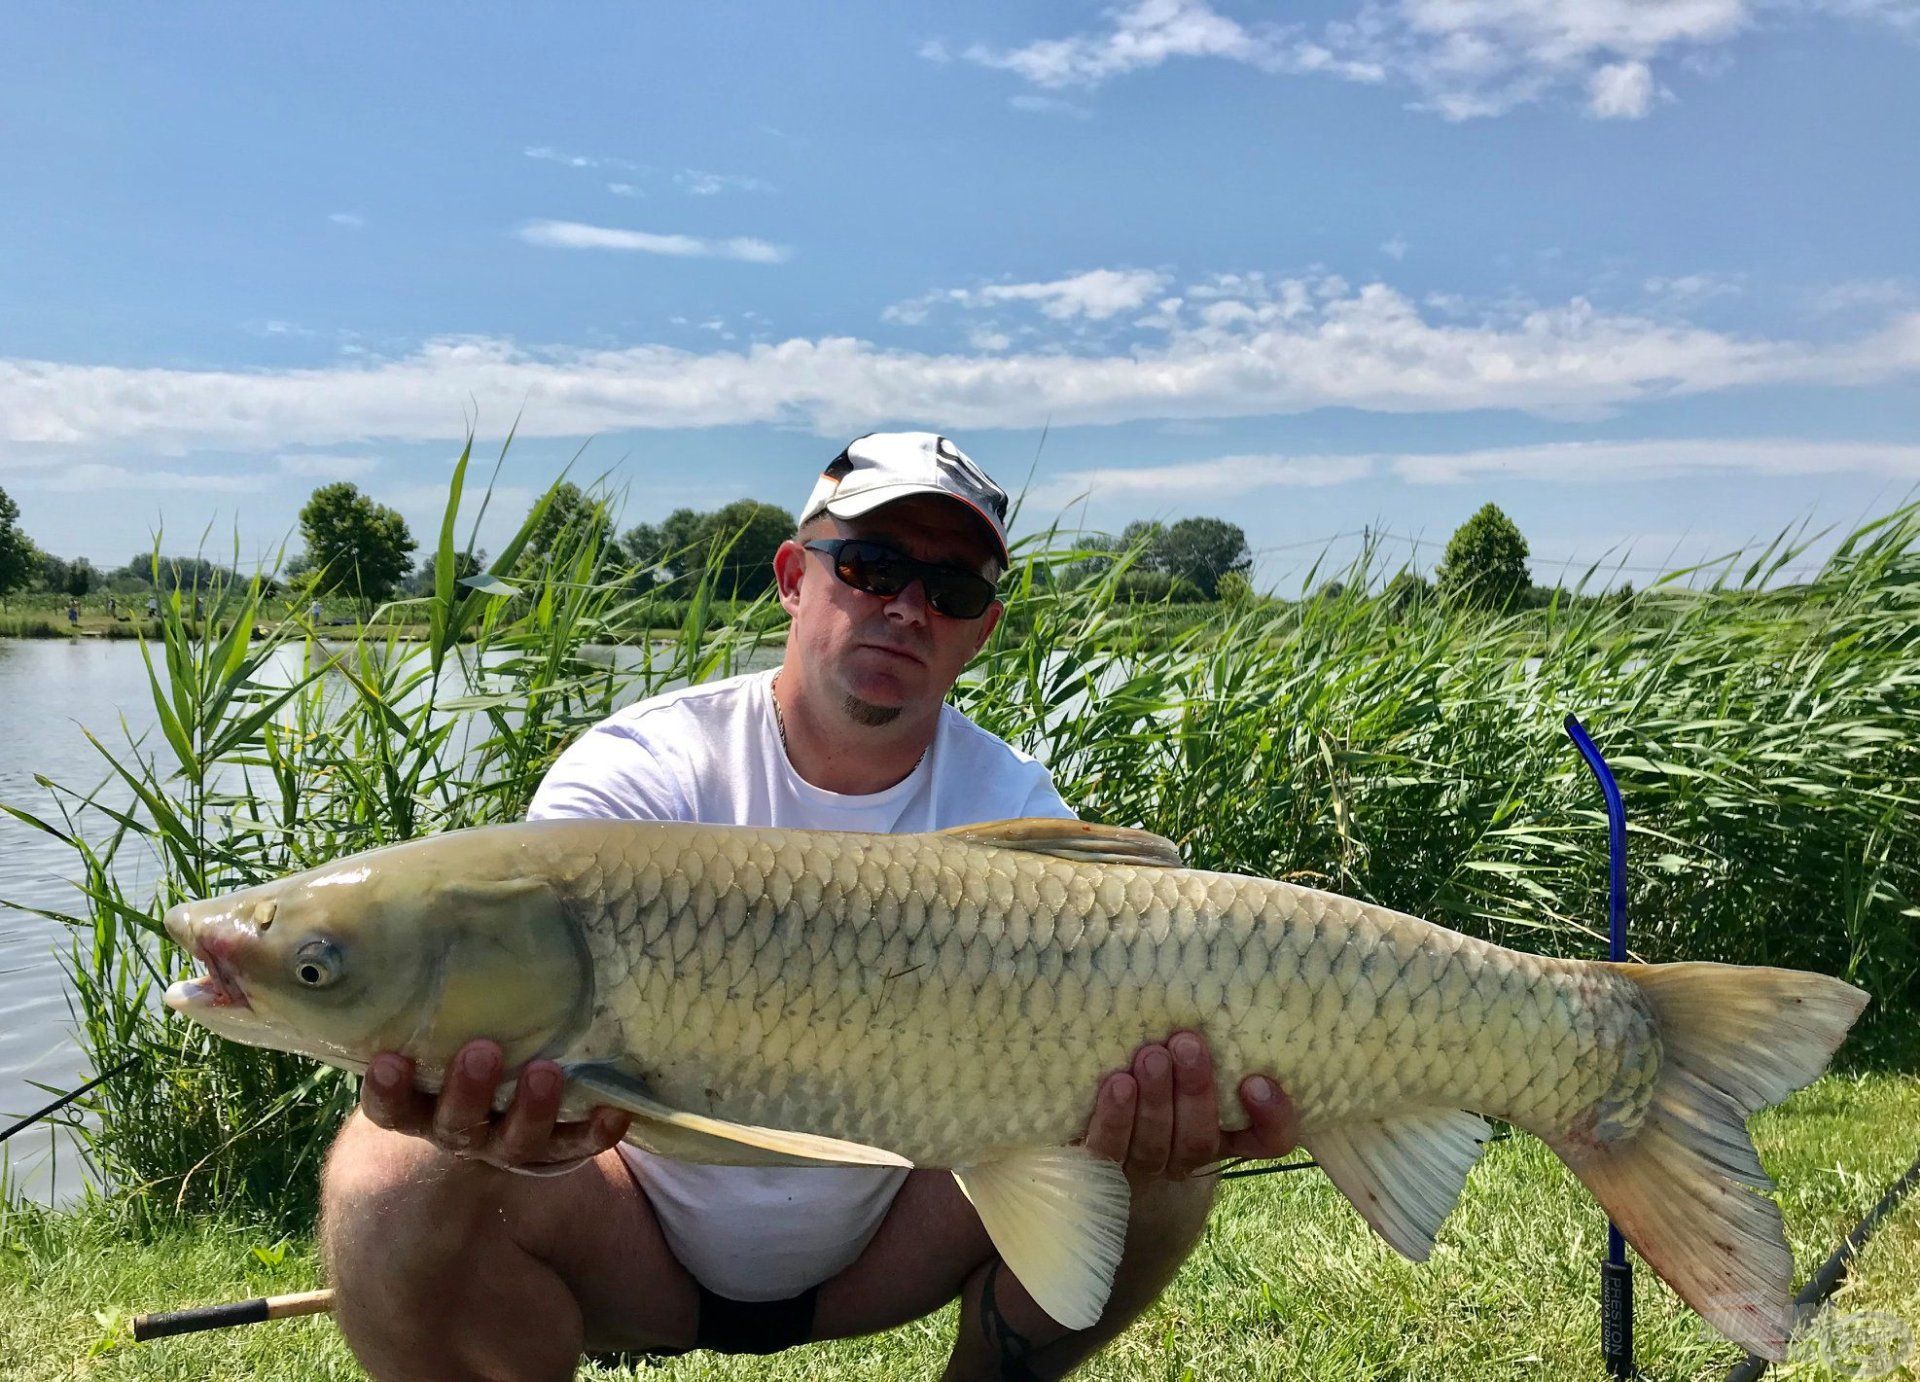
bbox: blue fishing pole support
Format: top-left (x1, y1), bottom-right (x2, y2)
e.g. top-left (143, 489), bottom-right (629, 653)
top-left (1564, 712), bottom-right (1635, 1379)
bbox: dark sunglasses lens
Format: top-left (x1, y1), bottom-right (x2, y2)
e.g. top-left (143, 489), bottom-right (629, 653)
top-left (836, 542), bottom-right (909, 596)
top-left (924, 571), bottom-right (994, 619)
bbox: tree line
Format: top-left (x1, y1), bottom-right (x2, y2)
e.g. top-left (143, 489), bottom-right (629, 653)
top-left (0, 476), bottom-right (1543, 616)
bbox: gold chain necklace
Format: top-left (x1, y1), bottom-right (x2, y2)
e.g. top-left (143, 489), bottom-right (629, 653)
top-left (770, 673), bottom-right (930, 773)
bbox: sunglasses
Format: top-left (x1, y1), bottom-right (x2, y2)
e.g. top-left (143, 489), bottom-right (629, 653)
top-left (802, 539), bottom-right (1000, 620)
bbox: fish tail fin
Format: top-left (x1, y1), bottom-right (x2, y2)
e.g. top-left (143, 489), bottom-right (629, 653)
top-left (1547, 961), bottom-right (1868, 1361)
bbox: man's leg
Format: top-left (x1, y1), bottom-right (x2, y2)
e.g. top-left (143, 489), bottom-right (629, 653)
top-left (813, 1169), bottom-right (1216, 1381)
top-left (320, 1109), bottom-right (700, 1382)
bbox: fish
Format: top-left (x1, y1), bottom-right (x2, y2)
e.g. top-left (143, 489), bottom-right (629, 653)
top-left (163, 816), bottom-right (1868, 1358)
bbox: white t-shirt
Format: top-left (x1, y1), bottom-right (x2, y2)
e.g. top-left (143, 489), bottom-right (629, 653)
top-left (526, 667), bottom-right (1074, 1300)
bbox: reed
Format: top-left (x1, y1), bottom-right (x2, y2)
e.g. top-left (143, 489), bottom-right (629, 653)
top-left (4, 443), bottom-right (1914, 1226)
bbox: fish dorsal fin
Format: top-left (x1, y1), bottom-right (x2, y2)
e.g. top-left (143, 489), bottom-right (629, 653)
top-left (952, 1146), bottom-right (1131, 1331)
top-left (936, 818), bottom-right (1183, 868)
top-left (566, 1061), bottom-right (912, 1170)
top-left (1304, 1108), bottom-right (1490, 1260)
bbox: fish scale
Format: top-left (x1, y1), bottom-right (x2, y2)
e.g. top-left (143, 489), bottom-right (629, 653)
top-left (529, 822), bottom-right (1636, 1168)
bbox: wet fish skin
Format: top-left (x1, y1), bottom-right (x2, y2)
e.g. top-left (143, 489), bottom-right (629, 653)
top-left (535, 821), bottom-right (1645, 1166)
top-left (163, 816), bottom-right (1869, 1356)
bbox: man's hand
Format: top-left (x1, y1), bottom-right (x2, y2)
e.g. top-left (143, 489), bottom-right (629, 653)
top-left (1082, 1030), bottom-right (1298, 1183)
top-left (359, 1038), bottom-right (632, 1173)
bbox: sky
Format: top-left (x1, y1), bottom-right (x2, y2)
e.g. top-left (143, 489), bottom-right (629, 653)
top-left (2, 0), bottom-right (1917, 591)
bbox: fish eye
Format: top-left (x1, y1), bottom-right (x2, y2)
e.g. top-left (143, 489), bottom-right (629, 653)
top-left (293, 939), bottom-right (343, 989)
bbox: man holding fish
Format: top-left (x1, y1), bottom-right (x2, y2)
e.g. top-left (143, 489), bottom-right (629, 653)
top-left (319, 433), bottom-right (1303, 1380)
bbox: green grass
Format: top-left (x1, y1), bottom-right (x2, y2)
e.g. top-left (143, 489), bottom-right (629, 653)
top-left (3, 1069), bottom-right (1915, 1380)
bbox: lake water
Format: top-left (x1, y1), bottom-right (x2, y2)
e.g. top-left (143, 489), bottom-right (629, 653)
top-left (0, 639), bottom-right (164, 1203)
top-left (0, 635), bottom-right (779, 1204)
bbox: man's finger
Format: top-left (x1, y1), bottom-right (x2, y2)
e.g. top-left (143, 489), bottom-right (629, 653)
top-left (493, 1060), bottom-right (566, 1166)
top-left (1166, 1031), bottom-right (1221, 1177)
top-left (432, 1040), bottom-right (502, 1153)
top-left (1126, 1043), bottom-right (1174, 1177)
top-left (543, 1109), bottom-right (635, 1164)
top-left (360, 1053), bottom-right (432, 1134)
top-left (1219, 1076), bottom-right (1301, 1161)
top-left (1082, 1071), bottom-right (1136, 1164)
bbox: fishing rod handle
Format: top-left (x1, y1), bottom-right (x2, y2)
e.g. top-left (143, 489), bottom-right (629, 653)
top-left (132, 1288), bottom-right (335, 1341)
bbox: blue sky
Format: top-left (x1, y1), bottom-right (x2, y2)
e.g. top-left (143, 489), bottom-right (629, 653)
top-left (3, 1), bottom-right (1917, 590)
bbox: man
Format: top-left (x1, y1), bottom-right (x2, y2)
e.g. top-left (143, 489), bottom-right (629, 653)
top-left (321, 432), bottom-right (1299, 1381)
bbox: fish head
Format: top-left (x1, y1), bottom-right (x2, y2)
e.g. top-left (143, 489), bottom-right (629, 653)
top-left (163, 840), bottom-right (592, 1076)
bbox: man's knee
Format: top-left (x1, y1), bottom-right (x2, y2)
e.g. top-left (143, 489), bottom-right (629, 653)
top-left (320, 1111), bottom-right (508, 1289)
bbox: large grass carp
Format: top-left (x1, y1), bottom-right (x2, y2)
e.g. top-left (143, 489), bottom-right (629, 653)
top-left (164, 816), bottom-right (1867, 1358)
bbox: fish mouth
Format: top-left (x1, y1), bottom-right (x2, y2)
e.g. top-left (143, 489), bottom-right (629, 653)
top-left (178, 940), bottom-right (252, 1011)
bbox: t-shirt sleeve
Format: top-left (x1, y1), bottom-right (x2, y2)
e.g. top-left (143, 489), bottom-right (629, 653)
top-left (526, 720), bottom-right (691, 823)
top-left (1015, 762), bottom-right (1079, 821)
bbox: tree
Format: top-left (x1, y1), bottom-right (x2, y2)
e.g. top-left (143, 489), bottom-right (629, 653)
top-left (121, 553), bottom-right (240, 593)
top-left (0, 487), bottom-right (38, 610)
top-left (1384, 570), bottom-right (1432, 613)
top-left (620, 503), bottom-right (793, 596)
top-left (699, 500), bottom-right (795, 598)
top-left (1437, 503), bottom-right (1530, 612)
top-left (1159, 517), bottom-right (1251, 599)
top-left (297, 483), bottom-right (416, 611)
top-left (1216, 571), bottom-right (1255, 606)
top-left (62, 557), bottom-right (98, 597)
top-left (1118, 520), bottom-right (1168, 572)
top-left (407, 548), bottom-right (486, 597)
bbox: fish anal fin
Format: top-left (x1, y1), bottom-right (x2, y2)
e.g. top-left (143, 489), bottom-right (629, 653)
top-left (936, 818), bottom-right (1183, 868)
top-left (565, 1061), bottom-right (912, 1170)
top-left (1304, 1108), bottom-right (1489, 1261)
top-left (952, 1146), bottom-right (1131, 1332)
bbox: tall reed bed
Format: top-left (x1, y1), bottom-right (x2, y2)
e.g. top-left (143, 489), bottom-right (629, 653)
top-left (963, 512), bottom-right (1918, 1040)
top-left (5, 453), bottom-right (1915, 1228)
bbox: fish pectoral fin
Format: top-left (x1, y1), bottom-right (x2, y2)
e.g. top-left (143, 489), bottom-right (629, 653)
top-left (564, 1061), bottom-right (913, 1169)
top-left (1304, 1108), bottom-right (1490, 1261)
top-left (935, 818), bottom-right (1183, 868)
top-left (952, 1146), bottom-right (1131, 1332)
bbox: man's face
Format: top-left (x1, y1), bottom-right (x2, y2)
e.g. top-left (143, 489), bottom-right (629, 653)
top-left (774, 494), bottom-right (1004, 724)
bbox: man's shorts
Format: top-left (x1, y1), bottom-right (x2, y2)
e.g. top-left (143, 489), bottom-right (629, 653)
top-left (587, 1279), bottom-right (820, 1366)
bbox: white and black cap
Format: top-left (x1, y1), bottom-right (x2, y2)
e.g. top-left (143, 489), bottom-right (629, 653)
top-left (801, 432), bottom-right (1010, 565)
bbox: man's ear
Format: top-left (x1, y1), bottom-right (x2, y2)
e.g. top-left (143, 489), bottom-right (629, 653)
top-left (970, 599), bottom-right (1004, 654)
top-left (773, 539), bottom-right (807, 616)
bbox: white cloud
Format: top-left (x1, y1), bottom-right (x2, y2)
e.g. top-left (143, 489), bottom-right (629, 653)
top-left (889, 268), bottom-right (1173, 324)
top-left (3, 283), bottom-right (1917, 453)
top-left (675, 170), bottom-right (774, 196)
top-left (328, 212), bottom-right (366, 230)
top-left (1803, 278), bottom-right (1917, 314)
top-left (1587, 60), bottom-right (1656, 117)
top-left (275, 453), bottom-right (380, 479)
top-left (1030, 437), bottom-right (1920, 509)
top-left (1380, 235), bottom-right (1409, 261)
top-left (607, 182), bottom-right (642, 197)
top-left (1643, 272), bottom-right (1746, 302)
top-left (524, 145), bottom-right (637, 171)
top-left (515, 220), bottom-right (789, 263)
top-left (1008, 94), bottom-right (1094, 117)
top-left (8, 462), bottom-right (266, 494)
top-left (936, 0), bottom-right (1917, 120)
top-left (1389, 437), bottom-right (1920, 482)
top-left (1030, 452), bottom-right (1377, 507)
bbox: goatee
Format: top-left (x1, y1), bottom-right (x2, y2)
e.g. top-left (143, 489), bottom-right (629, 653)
top-left (842, 694), bottom-right (902, 728)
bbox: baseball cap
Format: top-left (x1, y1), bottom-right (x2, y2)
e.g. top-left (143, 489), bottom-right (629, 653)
top-left (801, 432), bottom-right (1011, 565)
